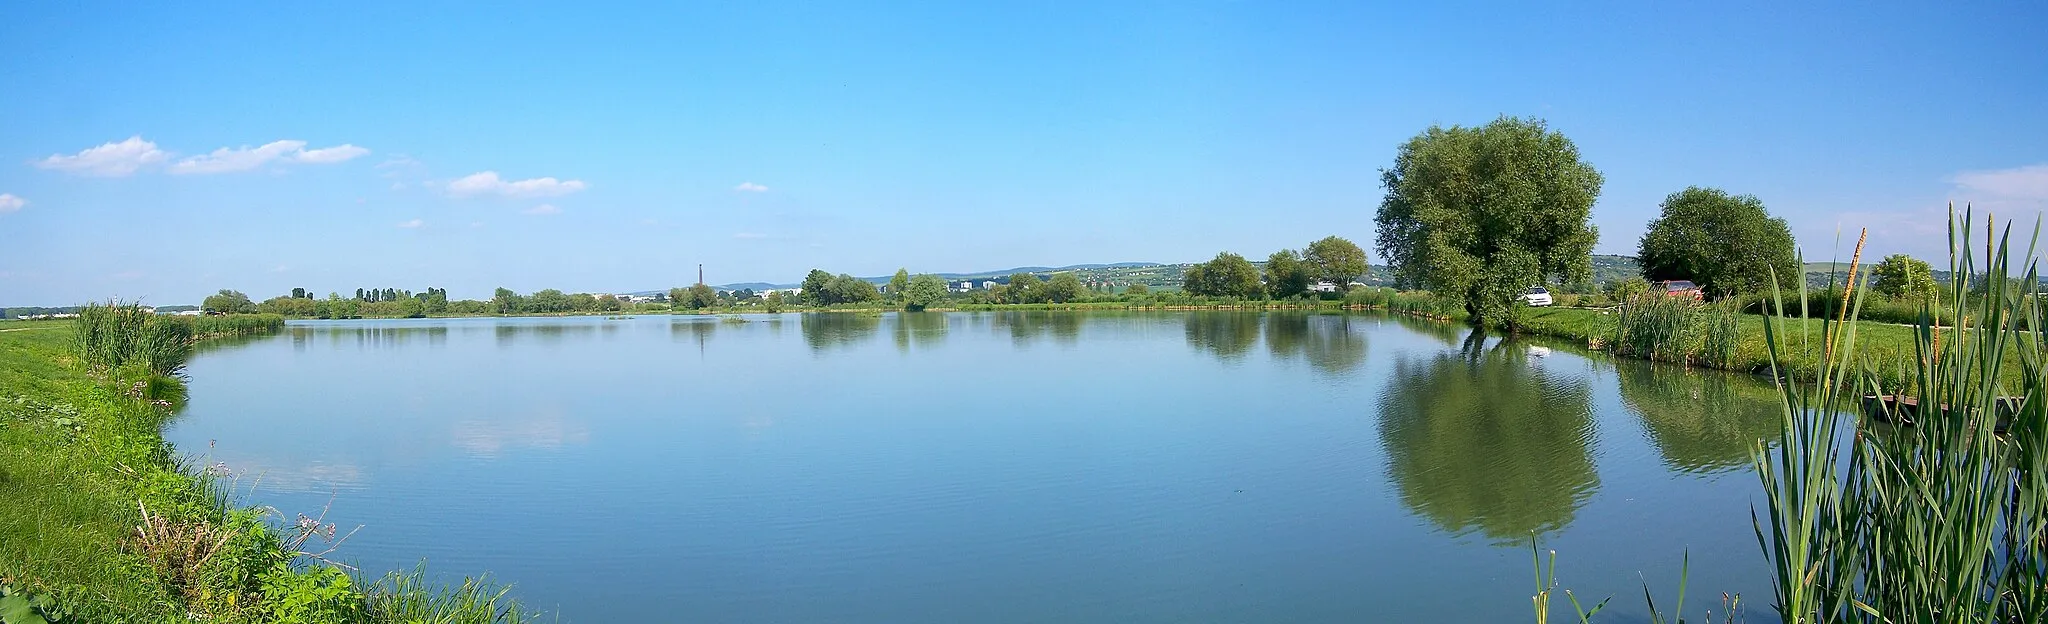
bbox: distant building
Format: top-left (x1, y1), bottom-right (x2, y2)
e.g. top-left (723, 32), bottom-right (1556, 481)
top-left (1309, 281), bottom-right (1339, 293)
top-left (981, 280), bottom-right (997, 289)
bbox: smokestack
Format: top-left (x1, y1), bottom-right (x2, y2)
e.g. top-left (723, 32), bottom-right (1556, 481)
top-left (698, 264), bottom-right (704, 286)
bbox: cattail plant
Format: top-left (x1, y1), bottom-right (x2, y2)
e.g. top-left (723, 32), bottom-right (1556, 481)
top-left (1754, 207), bottom-right (2048, 622)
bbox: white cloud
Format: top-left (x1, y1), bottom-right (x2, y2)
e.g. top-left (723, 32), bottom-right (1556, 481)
top-left (270, 264), bottom-right (290, 273)
top-left (294, 144), bottom-right (369, 164)
top-left (447, 171), bottom-right (587, 198)
top-left (168, 140), bottom-right (307, 174)
top-left (35, 136), bottom-right (170, 176)
top-left (0, 194), bottom-right (24, 213)
top-left (1952, 163), bottom-right (2048, 202)
top-left (169, 140), bottom-right (370, 174)
top-left (733, 232), bottom-right (768, 239)
top-left (522, 204), bottom-right (561, 215)
top-left (397, 218), bottom-right (424, 228)
top-left (734, 182), bottom-right (769, 192)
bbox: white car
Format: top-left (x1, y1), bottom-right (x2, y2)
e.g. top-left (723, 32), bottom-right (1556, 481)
top-left (1520, 286), bottom-right (1553, 307)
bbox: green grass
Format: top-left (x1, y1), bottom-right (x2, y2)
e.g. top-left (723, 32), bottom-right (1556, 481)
top-left (1513, 303), bottom-right (2013, 390)
top-left (0, 320), bottom-right (545, 623)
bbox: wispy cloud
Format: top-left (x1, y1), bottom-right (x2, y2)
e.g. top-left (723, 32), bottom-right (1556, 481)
top-left (270, 264), bottom-right (290, 273)
top-left (0, 194), bottom-right (25, 213)
top-left (733, 232), bottom-right (769, 239)
top-left (734, 182), bottom-right (769, 192)
top-left (35, 136), bottom-right (170, 177)
top-left (37, 137), bottom-right (367, 176)
top-left (169, 140), bottom-right (369, 174)
top-left (1952, 163), bottom-right (2048, 202)
top-left (448, 171), bottom-right (587, 198)
top-left (169, 140), bottom-right (306, 174)
top-left (294, 144), bottom-right (370, 164)
top-left (522, 204), bottom-right (561, 215)
top-left (397, 218), bottom-right (424, 229)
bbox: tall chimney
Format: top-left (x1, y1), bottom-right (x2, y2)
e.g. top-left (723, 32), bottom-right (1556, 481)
top-left (698, 264), bottom-right (704, 286)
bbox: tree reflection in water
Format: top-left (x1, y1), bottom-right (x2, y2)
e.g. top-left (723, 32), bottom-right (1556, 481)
top-left (891, 311), bottom-right (949, 353)
top-left (1263, 313), bottom-right (1369, 376)
top-left (801, 313), bottom-right (882, 353)
top-left (1615, 360), bottom-right (1779, 474)
top-left (1377, 330), bottom-right (1599, 541)
top-left (1183, 312), bottom-right (1262, 361)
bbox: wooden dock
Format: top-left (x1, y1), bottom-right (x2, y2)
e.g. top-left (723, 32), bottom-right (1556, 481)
top-left (1862, 394), bottom-right (2023, 433)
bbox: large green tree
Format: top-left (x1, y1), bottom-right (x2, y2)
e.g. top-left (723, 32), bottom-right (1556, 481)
top-left (529, 289), bottom-right (572, 313)
top-left (1373, 117), bottom-right (1603, 327)
top-left (1183, 252), bottom-right (1263, 298)
top-left (202, 289), bottom-right (256, 315)
top-left (1007, 273), bottom-right (1043, 304)
top-left (1041, 272), bottom-right (1084, 304)
top-left (800, 269), bottom-right (833, 306)
top-left (684, 284), bottom-right (719, 309)
top-left (1265, 250), bottom-right (1311, 298)
top-left (888, 268), bottom-right (911, 302)
top-left (492, 287), bottom-right (524, 314)
top-left (1870, 254), bottom-right (1937, 300)
top-left (904, 274), bottom-right (950, 311)
top-left (1636, 186), bottom-right (1798, 297)
top-left (1303, 236), bottom-right (1368, 289)
top-left (823, 274), bottom-right (879, 304)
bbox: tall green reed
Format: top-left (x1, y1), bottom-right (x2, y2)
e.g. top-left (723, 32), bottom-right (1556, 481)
top-left (1755, 207), bottom-right (2048, 623)
top-left (1613, 292), bottom-right (1697, 363)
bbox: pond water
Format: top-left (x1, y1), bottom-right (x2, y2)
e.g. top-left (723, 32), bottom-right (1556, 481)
top-left (171, 312), bottom-right (1783, 622)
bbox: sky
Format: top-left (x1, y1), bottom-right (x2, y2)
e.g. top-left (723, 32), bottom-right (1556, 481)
top-left (2, 1), bottom-right (2044, 305)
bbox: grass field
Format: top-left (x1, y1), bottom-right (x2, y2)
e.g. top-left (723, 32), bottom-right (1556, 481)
top-left (0, 318), bottom-right (540, 623)
top-left (1515, 304), bottom-right (2004, 390)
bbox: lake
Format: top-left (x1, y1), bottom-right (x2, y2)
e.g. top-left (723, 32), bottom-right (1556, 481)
top-left (170, 311), bottom-right (1781, 622)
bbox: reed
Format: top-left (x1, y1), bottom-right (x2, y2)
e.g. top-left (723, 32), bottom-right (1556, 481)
top-left (1612, 292), bottom-right (1697, 363)
top-left (1696, 298), bottom-right (1742, 370)
top-left (1754, 207), bottom-right (2048, 622)
top-left (192, 313), bottom-right (285, 339)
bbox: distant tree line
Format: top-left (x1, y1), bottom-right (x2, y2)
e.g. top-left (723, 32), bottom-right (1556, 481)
top-left (1180, 235), bottom-right (1369, 300)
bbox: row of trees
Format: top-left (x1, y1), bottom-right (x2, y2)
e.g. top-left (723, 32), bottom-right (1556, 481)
top-left (1360, 116), bottom-right (1944, 327)
top-left (1181, 236), bottom-right (1370, 299)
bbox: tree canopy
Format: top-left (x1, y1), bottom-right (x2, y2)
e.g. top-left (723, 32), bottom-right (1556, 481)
top-left (201, 289), bottom-right (256, 315)
top-left (888, 268), bottom-right (911, 302)
top-left (1871, 254), bottom-right (1936, 300)
top-left (1636, 186), bottom-right (1798, 296)
top-left (1303, 236), bottom-right (1368, 288)
top-left (1374, 117), bottom-right (1602, 327)
top-left (904, 274), bottom-right (950, 311)
top-left (1041, 273), bottom-right (1084, 304)
top-left (800, 269), bottom-right (833, 306)
top-left (1264, 250), bottom-right (1311, 298)
top-left (822, 274), bottom-right (880, 305)
top-left (1182, 252), bottom-right (1263, 298)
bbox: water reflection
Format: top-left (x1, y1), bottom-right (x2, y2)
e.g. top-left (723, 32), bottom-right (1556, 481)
top-left (496, 322), bottom-right (595, 347)
top-left (1616, 362), bottom-right (1780, 474)
top-left (1183, 312), bottom-right (1262, 361)
top-left (891, 312), bottom-right (949, 352)
top-left (1377, 331), bottom-right (1599, 541)
top-left (802, 313), bottom-right (882, 352)
top-left (1263, 313), bottom-right (1369, 376)
top-left (992, 311), bottom-right (1081, 347)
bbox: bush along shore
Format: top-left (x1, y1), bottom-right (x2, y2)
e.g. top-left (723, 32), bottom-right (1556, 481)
top-left (0, 303), bottom-right (543, 623)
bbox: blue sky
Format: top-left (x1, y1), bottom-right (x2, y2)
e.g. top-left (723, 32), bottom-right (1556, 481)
top-left (2, 1), bottom-right (2044, 305)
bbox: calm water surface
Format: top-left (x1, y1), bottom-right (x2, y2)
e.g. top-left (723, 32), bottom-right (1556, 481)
top-left (171, 312), bottom-right (1781, 622)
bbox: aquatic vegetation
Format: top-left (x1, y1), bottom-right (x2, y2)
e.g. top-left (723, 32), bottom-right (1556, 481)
top-left (1755, 210), bottom-right (2048, 621)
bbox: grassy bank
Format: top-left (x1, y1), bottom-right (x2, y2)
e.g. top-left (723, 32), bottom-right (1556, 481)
top-left (1514, 303), bottom-right (1975, 390)
top-left (0, 309), bottom-right (540, 623)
